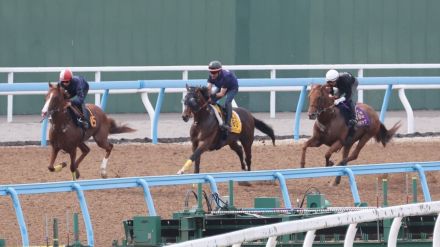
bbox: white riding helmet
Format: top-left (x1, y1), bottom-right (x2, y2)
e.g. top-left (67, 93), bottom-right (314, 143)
top-left (325, 69), bottom-right (339, 82)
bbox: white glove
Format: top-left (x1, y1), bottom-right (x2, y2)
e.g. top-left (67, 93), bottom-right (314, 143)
top-left (334, 96), bottom-right (346, 105)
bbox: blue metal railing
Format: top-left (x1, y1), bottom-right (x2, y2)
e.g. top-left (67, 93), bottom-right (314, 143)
top-left (1, 76), bottom-right (440, 145)
top-left (1, 161), bottom-right (440, 246)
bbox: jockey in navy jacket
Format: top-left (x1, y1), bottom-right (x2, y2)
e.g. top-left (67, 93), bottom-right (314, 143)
top-left (59, 69), bottom-right (90, 129)
top-left (206, 60), bottom-right (239, 132)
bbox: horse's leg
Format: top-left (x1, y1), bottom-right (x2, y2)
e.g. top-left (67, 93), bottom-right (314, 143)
top-left (73, 143), bottom-right (91, 178)
top-left (192, 140), bottom-right (201, 173)
top-left (94, 137), bottom-right (113, 179)
top-left (68, 149), bottom-right (79, 180)
top-left (325, 141), bottom-right (343, 167)
top-left (178, 141), bottom-right (210, 174)
top-left (300, 137), bottom-right (321, 168)
top-left (340, 135), bottom-right (371, 165)
top-left (333, 143), bottom-right (354, 186)
top-left (47, 147), bottom-right (64, 172)
top-left (229, 141), bottom-right (245, 171)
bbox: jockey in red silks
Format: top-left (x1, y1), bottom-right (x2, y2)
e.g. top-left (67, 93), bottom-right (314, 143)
top-left (59, 68), bottom-right (90, 129)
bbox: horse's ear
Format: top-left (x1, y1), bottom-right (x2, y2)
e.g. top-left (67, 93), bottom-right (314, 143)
top-left (48, 82), bottom-right (58, 88)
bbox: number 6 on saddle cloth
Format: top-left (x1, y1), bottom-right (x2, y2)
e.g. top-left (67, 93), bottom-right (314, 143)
top-left (68, 104), bottom-right (97, 128)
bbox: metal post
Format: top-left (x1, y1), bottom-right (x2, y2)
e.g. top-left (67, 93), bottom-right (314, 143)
top-left (152, 88), bottom-right (165, 144)
top-left (73, 213), bottom-right (80, 246)
top-left (293, 85), bottom-right (307, 141)
top-left (137, 179), bottom-right (157, 216)
top-left (6, 187), bottom-right (29, 246)
top-left (53, 218), bottom-right (59, 247)
top-left (379, 84), bottom-right (393, 122)
top-left (197, 183), bottom-right (203, 212)
top-left (228, 180), bottom-right (234, 209)
top-left (72, 183), bottom-right (94, 246)
top-left (7, 72), bottom-right (13, 123)
top-left (412, 177), bottom-right (418, 203)
top-left (344, 168), bottom-right (361, 205)
top-left (382, 179), bottom-right (388, 207)
top-left (270, 69), bottom-right (276, 118)
top-left (94, 71), bottom-right (101, 107)
top-left (274, 172), bottom-right (292, 209)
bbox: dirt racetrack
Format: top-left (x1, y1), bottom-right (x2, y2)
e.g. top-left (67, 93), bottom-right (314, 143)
top-left (0, 139), bottom-right (440, 246)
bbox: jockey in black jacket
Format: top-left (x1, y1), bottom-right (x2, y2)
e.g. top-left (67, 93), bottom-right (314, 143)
top-left (59, 68), bottom-right (90, 129)
top-left (325, 69), bottom-right (359, 144)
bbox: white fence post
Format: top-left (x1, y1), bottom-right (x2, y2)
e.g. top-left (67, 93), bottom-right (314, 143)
top-left (7, 72), bottom-right (13, 122)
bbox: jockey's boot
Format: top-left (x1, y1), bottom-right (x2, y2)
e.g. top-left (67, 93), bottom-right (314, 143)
top-left (221, 103), bottom-right (232, 132)
top-left (344, 119), bottom-right (357, 146)
top-left (80, 104), bottom-right (90, 129)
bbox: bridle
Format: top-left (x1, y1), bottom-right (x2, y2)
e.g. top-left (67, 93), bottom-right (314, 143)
top-left (309, 86), bottom-right (335, 117)
top-left (184, 89), bottom-right (209, 113)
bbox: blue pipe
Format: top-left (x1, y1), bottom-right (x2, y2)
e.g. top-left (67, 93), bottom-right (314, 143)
top-left (344, 168), bottom-right (361, 205)
top-left (41, 117), bottom-right (49, 146)
top-left (152, 88), bottom-right (165, 144)
top-left (72, 183), bottom-right (94, 246)
top-left (274, 172), bottom-right (292, 209)
top-left (380, 84), bottom-right (393, 122)
top-left (294, 85), bottom-right (307, 141)
top-left (137, 179), bottom-right (157, 216)
top-left (100, 89), bottom-right (109, 111)
top-left (204, 175), bottom-right (219, 195)
top-left (414, 164), bottom-right (432, 202)
top-left (6, 187), bottom-right (29, 246)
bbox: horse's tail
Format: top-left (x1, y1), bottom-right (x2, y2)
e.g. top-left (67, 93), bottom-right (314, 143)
top-left (254, 117), bottom-right (276, 146)
top-left (375, 121), bottom-right (401, 147)
top-left (109, 118), bottom-right (136, 134)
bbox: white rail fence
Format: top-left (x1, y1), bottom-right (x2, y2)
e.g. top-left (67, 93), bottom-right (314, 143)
top-left (1, 64), bottom-right (440, 118)
top-left (168, 201), bottom-right (440, 247)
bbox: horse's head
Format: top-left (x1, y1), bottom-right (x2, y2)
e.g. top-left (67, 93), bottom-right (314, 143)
top-left (181, 85), bottom-right (210, 122)
top-left (307, 84), bottom-right (334, 120)
top-left (41, 82), bottom-right (67, 118)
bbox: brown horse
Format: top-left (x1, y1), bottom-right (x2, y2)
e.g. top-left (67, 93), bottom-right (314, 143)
top-left (41, 83), bottom-right (135, 180)
top-left (301, 84), bottom-right (400, 185)
top-left (178, 85), bottom-right (275, 175)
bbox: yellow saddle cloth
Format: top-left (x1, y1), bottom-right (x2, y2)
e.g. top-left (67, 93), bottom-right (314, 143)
top-left (212, 105), bottom-right (242, 134)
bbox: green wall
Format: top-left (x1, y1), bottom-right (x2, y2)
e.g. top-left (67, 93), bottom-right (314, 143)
top-left (1, 0), bottom-right (440, 115)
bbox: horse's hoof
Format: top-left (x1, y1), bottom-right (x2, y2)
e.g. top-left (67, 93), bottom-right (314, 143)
top-left (177, 169), bottom-right (184, 175)
top-left (327, 161), bottom-right (334, 167)
top-left (72, 170), bottom-right (80, 180)
top-left (53, 162), bottom-right (67, 172)
top-left (48, 166), bottom-right (55, 172)
top-left (100, 169), bottom-right (108, 179)
top-left (238, 181), bottom-right (252, 187)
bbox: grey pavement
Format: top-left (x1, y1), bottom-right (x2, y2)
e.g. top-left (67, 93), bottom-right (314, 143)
top-left (1, 110), bottom-right (439, 143)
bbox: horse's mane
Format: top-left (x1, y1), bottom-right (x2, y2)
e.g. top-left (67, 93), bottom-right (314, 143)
top-left (198, 86), bottom-right (210, 101)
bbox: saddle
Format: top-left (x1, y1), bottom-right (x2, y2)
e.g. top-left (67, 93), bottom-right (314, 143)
top-left (68, 105), bottom-right (97, 128)
top-left (210, 104), bottom-right (242, 134)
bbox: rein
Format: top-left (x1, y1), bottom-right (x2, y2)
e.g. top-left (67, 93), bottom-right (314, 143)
top-left (310, 88), bottom-right (335, 117)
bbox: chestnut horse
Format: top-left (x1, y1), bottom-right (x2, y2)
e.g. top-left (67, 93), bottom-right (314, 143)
top-left (41, 83), bottom-right (135, 180)
top-left (301, 84), bottom-right (400, 185)
top-left (178, 86), bottom-right (275, 175)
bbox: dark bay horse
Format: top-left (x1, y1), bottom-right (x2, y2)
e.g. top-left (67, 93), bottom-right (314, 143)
top-left (41, 83), bottom-right (135, 180)
top-left (301, 84), bottom-right (401, 185)
top-left (178, 86), bottom-right (275, 175)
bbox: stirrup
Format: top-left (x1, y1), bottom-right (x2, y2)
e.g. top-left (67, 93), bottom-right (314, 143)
top-left (77, 118), bottom-right (90, 129)
top-left (221, 123), bottom-right (231, 132)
